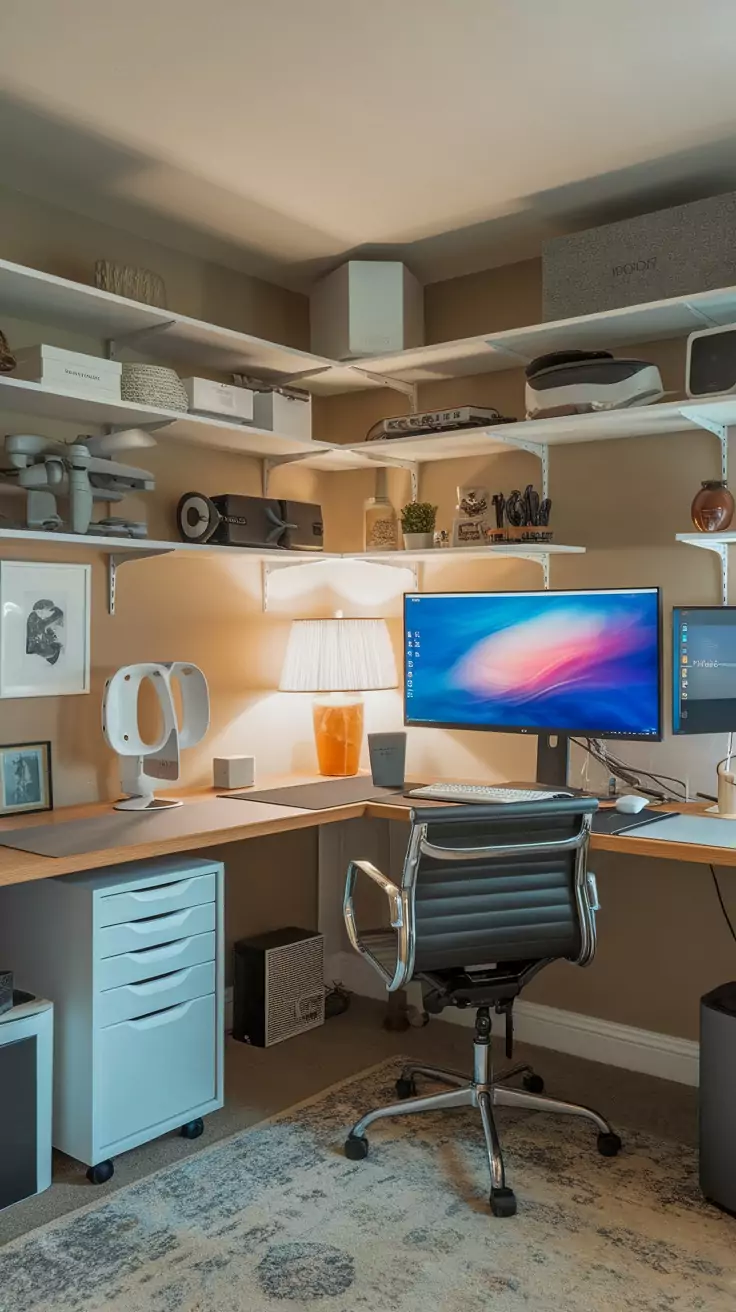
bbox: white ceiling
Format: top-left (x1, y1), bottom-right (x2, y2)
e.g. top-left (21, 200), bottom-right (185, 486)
top-left (2, 0), bottom-right (736, 290)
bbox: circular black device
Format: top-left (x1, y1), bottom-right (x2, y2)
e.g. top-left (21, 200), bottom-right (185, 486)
top-left (176, 491), bottom-right (221, 544)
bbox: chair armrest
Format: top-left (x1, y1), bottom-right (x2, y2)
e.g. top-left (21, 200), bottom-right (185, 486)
top-left (586, 871), bottom-right (600, 911)
top-left (343, 860), bottom-right (410, 992)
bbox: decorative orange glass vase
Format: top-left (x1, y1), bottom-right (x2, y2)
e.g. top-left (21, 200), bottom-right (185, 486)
top-left (313, 695), bottom-right (364, 776)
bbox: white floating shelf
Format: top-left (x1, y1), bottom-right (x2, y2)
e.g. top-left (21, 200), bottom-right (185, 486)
top-left (4, 374), bottom-right (736, 473)
top-left (6, 255), bottom-right (736, 399)
top-left (355, 285), bottom-right (736, 386)
top-left (0, 527), bottom-right (342, 561)
top-left (0, 257), bottom-right (379, 396)
top-left (0, 375), bottom-right (378, 467)
top-left (356, 543), bottom-right (584, 562)
top-left (676, 531), bottom-right (736, 547)
top-left (334, 395), bottom-right (736, 465)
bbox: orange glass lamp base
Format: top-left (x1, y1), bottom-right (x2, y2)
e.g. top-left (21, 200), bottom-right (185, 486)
top-left (313, 695), bottom-right (364, 777)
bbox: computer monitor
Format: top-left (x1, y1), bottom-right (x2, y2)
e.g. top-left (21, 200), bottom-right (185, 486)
top-left (673, 607), bottom-right (736, 734)
top-left (404, 588), bottom-right (662, 782)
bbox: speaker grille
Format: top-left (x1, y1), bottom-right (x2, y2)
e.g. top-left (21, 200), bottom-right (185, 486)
top-left (265, 934), bottom-right (325, 1046)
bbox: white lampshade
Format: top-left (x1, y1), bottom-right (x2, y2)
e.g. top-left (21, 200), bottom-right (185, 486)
top-left (279, 618), bottom-right (397, 693)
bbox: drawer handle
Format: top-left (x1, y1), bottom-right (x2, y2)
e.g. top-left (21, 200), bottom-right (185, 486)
top-left (123, 937), bottom-right (195, 964)
top-left (125, 878), bottom-right (200, 904)
top-left (127, 909), bottom-right (192, 933)
top-left (126, 967), bottom-right (192, 996)
top-left (125, 999), bottom-right (197, 1029)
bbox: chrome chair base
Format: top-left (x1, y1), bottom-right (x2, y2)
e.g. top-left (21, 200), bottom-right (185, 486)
top-left (345, 1019), bottom-right (622, 1217)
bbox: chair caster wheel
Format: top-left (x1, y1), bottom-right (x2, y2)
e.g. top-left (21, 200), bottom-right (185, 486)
top-left (180, 1118), bottom-right (204, 1140)
top-left (87, 1160), bottom-right (114, 1185)
top-left (396, 1076), bottom-right (417, 1099)
top-left (490, 1187), bottom-right (517, 1217)
top-left (523, 1073), bottom-right (545, 1094)
top-left (344, 1134), bottom-right (369, 1161)
top-left (597, 1131), bottom-right (622, 1157)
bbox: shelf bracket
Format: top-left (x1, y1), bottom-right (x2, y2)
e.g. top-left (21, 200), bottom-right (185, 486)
top-left (679, 411), bottom-right (732, 481)
top-left (108, 548), bottom-right (173, 615)
top-left (105, 320), bottom-right (176, 360)
top-left (679, 537), bottom-right (729, 606)
top-left (513, 549), bottom-right (552, 590)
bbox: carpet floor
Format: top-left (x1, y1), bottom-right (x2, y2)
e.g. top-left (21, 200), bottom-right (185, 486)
top-left (0, 1054), bottom-right (732, 1312)
top-left (1, 998), bottom-right (699, 1246)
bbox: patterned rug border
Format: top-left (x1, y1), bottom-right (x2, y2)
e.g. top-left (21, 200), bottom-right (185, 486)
top-left (1, 1056), bottom-right (402, 1254)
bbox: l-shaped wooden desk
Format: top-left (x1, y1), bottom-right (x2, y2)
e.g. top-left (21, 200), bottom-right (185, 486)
top-left (0, 781), bottom-right (731, 891)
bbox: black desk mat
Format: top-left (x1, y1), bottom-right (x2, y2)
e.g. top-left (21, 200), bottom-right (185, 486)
top-left (591, 807), bottom-right (677, 836)
top-left (222, 778), bottom-right (420, 811)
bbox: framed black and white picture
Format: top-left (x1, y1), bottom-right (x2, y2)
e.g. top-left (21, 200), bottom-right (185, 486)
top-left (0, 741), bottom-right (53, 817)
top-left (0, 562), bottom-right (91, 698)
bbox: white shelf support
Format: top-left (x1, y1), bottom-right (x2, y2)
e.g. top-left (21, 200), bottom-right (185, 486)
top-left (108, 548), bottom-right (173, 614)
top-left (104, 321), bottom-right (176, 360)
top-left (677, 536), bottom-right (729, 605)
top-left (679, 412), bottom-right (733, 481)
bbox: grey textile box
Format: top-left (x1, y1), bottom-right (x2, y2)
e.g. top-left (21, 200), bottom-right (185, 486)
top-left (543, 192), bottom-right (736, 321)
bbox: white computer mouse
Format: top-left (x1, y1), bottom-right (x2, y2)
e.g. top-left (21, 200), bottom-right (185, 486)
top-left (615, 794), bottom-right (649, 814)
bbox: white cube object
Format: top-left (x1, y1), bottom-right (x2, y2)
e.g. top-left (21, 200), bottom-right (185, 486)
top-left (310, 260), bottom-right (424, 360)
top-left (213, 756), bottom-right (255, 789)
top-left (182, 378), bottom-right (254, 422)
top-left (252, 390), bottom-right (312, 441)
top-left (12, 345), bottom-right (122, 398)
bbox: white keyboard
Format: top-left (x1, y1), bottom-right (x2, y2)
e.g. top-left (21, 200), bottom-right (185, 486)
top-left (407, 783), bottom-right (571, 805)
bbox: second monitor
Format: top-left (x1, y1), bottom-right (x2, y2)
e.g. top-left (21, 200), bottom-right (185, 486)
top-left (404, 587), bottom-right (663, 785)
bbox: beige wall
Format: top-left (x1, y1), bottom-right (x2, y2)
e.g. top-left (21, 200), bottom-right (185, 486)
top-left (314, 266), bottom-right (736, 1042)
top-left (1, 191), bottom-right (733, 1038)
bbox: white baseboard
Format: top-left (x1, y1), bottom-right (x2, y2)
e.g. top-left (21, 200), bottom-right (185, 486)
top-left (325, 952), bottom-right (700, 1088)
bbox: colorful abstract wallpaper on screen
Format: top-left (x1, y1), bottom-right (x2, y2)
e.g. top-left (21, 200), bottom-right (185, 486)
top-left (405, 591), bottom-right (660, 737)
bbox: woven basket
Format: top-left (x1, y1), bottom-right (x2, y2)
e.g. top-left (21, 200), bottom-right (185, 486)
top-left (95, 260), bottom-right (167, 309)
top-left (121, 363), bottom-right (188, 412)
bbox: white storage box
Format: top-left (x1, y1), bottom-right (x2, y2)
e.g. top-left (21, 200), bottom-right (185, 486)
top-left (182, 377), bottom-right (254, 422)
top-left (310, 260), bottom-right (424, 360)
top-left (253, 387), bottom-right (312, 441)
top-left (12, 345), bottom-right (122, 398)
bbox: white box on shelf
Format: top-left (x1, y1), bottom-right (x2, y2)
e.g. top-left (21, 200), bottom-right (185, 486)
top-left (252, 388), bottom-right (312, 441)
top-left (11, 345), bottom-right (122, 398)
top-left (213, 756), bottom-right (255, 790)
top-left (182, 378), bottom-right (254, 422)
top-left (310, 260), bottom-right (424, 360)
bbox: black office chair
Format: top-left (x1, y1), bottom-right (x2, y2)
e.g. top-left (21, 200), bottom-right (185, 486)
top-left (342, 799), bottom-right (622, 1217)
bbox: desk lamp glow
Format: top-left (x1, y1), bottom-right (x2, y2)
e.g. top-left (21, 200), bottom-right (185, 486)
top-left (279, 617), bottom-right (397, 776)
top-left (103, 662), bottom-right (210, 809)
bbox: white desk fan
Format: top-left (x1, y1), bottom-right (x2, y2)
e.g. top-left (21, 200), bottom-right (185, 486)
top-left (103, 662), bottom-right (210, 810)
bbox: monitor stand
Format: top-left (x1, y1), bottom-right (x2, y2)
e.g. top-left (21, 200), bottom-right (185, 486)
top-left (536, 733), bottom-right (570, 788)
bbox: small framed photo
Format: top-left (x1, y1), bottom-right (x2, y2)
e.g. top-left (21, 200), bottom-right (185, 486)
top-left (0, 561), bottom-right (91, 698)
top-left (0, 741), bottom-right (53, 817)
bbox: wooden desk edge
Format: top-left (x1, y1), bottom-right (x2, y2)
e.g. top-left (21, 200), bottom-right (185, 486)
top-left (0, 790), bottom-right (733, 889)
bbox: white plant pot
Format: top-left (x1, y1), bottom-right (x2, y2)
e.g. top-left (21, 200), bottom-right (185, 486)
top-left (402, 532), bottom-right (435, 550)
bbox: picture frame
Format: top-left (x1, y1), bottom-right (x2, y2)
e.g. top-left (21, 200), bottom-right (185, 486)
top-left (0, 741), bottom-right (53, 817)
top-left (0, 561), bottom-right (91, 698)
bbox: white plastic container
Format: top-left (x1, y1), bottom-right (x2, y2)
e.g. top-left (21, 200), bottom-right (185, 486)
top-left (310, 260), bottom-right (424, 359)
top-left (12, 345), bottom-right (122, 398)
top-left (253, 388), bottom-right (312, 441)
top-left (182, 377), bottom-right (254, 422)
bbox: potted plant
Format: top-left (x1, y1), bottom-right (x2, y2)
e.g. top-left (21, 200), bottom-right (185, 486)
top-left (400, 501), bottom-right (438, 550)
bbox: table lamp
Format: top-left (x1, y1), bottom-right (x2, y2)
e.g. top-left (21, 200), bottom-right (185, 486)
top-left (279, 617), bottom-right (398, 776)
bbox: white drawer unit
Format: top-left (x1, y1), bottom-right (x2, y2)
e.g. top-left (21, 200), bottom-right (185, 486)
top-left (0, 856), bottom-right (224, 1185)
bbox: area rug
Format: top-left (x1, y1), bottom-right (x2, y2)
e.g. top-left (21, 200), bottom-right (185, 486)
top-left (0, 1059), bottom-right (733, 1311)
